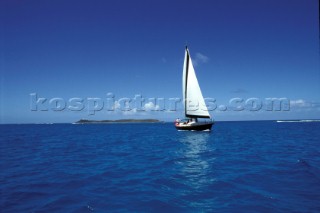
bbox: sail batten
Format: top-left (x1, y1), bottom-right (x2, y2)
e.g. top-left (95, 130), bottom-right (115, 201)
top-left (182, 47), bottom-right (211, 118)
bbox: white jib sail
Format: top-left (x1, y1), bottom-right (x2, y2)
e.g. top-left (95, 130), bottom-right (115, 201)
top-left (183, 48), bottom-right (210, 118)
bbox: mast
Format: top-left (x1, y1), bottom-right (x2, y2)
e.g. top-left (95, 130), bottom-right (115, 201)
top-left (184, 46), bottom-right (189, 117)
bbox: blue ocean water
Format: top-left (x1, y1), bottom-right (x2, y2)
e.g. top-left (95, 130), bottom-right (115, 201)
top-left (1, 121), bottom-right (320, 212)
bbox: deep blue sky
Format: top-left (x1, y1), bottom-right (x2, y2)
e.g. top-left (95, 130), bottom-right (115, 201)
top-left (1, 0), bottom-right (319, 123)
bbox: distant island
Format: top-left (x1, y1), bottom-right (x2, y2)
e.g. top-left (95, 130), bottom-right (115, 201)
top-left (74, 119), bottom-right (161, 124)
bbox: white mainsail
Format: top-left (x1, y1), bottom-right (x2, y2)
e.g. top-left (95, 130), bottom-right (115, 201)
top-left (182, 47), bottom-right (210, 118)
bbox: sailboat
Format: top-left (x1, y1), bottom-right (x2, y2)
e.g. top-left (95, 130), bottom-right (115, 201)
top-left (175, 46), bottom-right (214, 131)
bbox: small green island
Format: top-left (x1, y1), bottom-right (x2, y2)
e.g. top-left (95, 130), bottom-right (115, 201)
top-left (74, 119), bottom-right (161, 124)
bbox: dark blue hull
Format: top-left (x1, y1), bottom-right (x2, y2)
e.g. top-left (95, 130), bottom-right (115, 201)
top-left (175, 122), bottom-right (214, 131)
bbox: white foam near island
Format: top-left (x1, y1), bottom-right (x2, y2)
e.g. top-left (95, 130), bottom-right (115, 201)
top-left (276, 120), bottom-right (320, 123)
